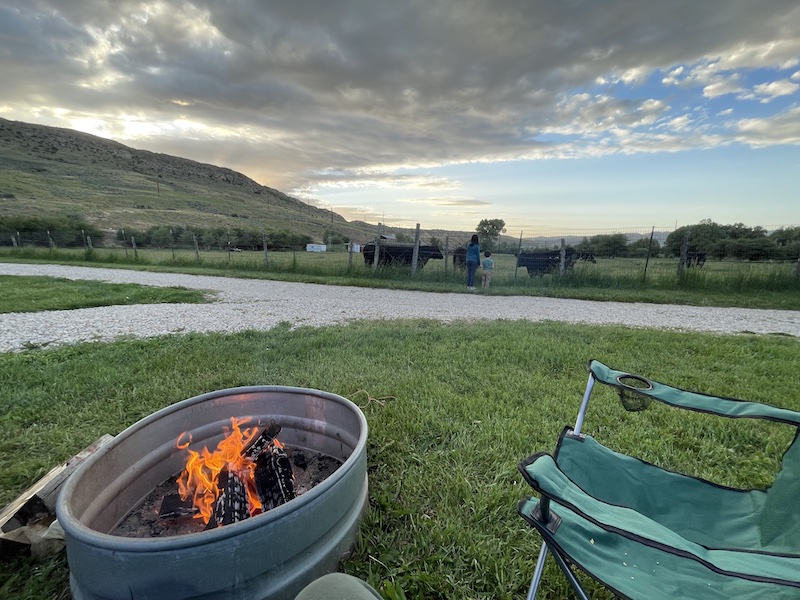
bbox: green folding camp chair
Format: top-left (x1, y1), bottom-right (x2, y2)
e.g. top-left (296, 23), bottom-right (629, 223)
top-left (517, 360), bottom-right (800, 600)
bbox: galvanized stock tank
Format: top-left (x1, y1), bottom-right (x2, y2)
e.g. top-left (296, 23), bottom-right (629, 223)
top-left (57, 386), bottom-right (368, 600)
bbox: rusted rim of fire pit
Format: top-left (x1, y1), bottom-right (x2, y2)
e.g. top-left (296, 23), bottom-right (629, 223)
top-left (58, 386), bottom-right (368, 551)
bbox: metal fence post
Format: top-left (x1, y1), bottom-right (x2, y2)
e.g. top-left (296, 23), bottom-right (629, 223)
top-left (678, 232), bottom-right (690, 277)
top-left (444, 235), bottom-right (449, 275)
top-left (643, 226), bottom-right (655, 281)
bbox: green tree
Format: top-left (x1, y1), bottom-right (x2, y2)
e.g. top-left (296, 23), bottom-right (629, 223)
top-left (769, 227), bottom-right (800, 260)
top-left (667, 220), bottom-right (771, 260)
top-left (476, 219), bottom-right (506, 251)
top-left (666, 220), bottom-right (727, 257)
top-left (590, 233), bottom-right (629, 258)
top-left (575, 237), bottom-right (593, 253)
top-left (628, 237), bottom-right (661, 258)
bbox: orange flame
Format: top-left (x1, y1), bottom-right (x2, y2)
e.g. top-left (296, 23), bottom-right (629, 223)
top-left (176, 417), bottom-right (265, 525)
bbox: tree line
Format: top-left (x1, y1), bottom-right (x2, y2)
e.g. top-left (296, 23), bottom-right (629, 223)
top-left (115, 225), bottom-right (316, 251)
top-left (665, 221), bottom-right (800, 262)
top-left (0, 216), bottom-right (320, 251)
top-left (0, 215), bottom-right (104, 247)
top-left (521, 222), bottom-right (799, 261)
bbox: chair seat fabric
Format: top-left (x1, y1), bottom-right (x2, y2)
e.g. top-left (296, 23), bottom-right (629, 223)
top-left (519, 450), bottom-right (800, 599)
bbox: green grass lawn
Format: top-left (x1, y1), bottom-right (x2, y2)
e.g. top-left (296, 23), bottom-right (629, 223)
top-left (0, 275), bottom-right (211, 313)
top-left (1, 320), bottom-right (797, 599)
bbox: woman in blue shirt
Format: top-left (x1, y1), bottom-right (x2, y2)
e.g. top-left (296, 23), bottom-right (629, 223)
top-left (465, 234), bottom-right (480, 290)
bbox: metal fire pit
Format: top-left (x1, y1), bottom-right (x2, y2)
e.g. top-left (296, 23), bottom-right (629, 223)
top-left (57, 386), bottom-right (368, 600)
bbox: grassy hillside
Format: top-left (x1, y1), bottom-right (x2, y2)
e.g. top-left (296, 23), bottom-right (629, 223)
top-left (0, 117), bottom-right (470, 246)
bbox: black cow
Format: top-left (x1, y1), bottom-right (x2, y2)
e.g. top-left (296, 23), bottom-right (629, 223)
top-left (453, 247), bottom-right (467, 270)
top-left (577, 252), bottom-right (596, 263)
top-left (517, 250), bottom-right (577, 276)
top-left (686, 252), bottom-right (706, 267)
top-left (363, 242), bottom-right (444, 268)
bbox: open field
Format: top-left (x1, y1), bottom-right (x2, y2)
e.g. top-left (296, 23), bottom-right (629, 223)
top-left (1, 319), bottom-right (798, 599)
top-left (2, 246), bottom-right (799, 309)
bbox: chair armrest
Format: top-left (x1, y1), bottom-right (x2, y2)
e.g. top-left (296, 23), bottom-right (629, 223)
top-left (588, 360), bottom-right (800, 426)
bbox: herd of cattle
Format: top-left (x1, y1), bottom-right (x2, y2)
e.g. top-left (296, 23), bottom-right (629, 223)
top-left (363, 242), bottom-right (705, 275)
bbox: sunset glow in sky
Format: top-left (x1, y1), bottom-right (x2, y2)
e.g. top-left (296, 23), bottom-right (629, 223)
top-left (1, 1), bottom-right (798, 233)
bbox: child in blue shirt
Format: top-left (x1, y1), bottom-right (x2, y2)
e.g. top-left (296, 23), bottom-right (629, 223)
top-left (481, 251), bottom-right (494, 288)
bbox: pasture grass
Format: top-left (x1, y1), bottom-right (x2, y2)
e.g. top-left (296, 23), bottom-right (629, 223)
top-left (0, 275), bottom-right (211, 313)
top-left (2, 247), bottom-right (799, 309)
top-left (1, 321), bottom-right (798, 599)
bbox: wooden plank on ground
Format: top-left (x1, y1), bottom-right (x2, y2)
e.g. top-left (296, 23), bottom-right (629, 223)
top-left (0, 434), bottom-right (114, 533)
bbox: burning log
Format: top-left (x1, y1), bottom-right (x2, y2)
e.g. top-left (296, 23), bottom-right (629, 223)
top-left (206, 468), bottom-right (250, 530)
top-left (170, 418), bottom-right (296, 531)
top-left (242, 419), bottom-right (281, 460)
top-left (254, 441), bottom-right (296, 511)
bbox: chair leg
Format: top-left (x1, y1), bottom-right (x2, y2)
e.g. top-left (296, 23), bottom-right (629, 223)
top-left (549, 547), bottom-right (591, 600)
top-left (526, 544), bottom-right (549, 600)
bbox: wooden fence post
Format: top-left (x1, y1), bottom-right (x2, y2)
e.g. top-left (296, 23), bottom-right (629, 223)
top-left (559, 238), bottom-right (566, 275)
top-left (372, 223), bottom-right (382, 273)
top-left (192, 234), bottom-right (200, 262)
top-left (131, 236), bottom-right (138, 259)
top-left (263, 231), bottom-right (269, 265)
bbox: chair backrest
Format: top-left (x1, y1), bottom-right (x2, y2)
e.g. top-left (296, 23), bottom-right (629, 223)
top-left (584, 360), bottom-right (800, 554)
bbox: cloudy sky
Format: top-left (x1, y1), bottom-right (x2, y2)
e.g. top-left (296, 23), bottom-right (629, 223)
top-left (1, 1), bottom-right (798, 233)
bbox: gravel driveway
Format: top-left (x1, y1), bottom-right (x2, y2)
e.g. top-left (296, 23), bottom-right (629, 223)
top-left (1, 263), bottom-right (798, 352)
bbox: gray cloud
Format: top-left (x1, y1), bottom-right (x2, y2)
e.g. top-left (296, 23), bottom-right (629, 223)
top-left (1, 0), bottom-right (799, 198)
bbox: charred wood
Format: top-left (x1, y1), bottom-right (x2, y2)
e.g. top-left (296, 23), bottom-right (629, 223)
top-left (205, 468), bottom-right (250, 530)
top-left (254, 443), bottom-right (296, 511)
top-left (158, 494), bottom-right (198, 520)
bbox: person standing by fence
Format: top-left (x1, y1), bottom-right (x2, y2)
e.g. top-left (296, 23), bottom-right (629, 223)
top-left (481, 251), bottom-right (494, 289)
top-left (466, 234), bottom-right (480, 290)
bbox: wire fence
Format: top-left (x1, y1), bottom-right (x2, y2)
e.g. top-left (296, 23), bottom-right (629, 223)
top-left (2, 223), bottom-right (799, 290)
